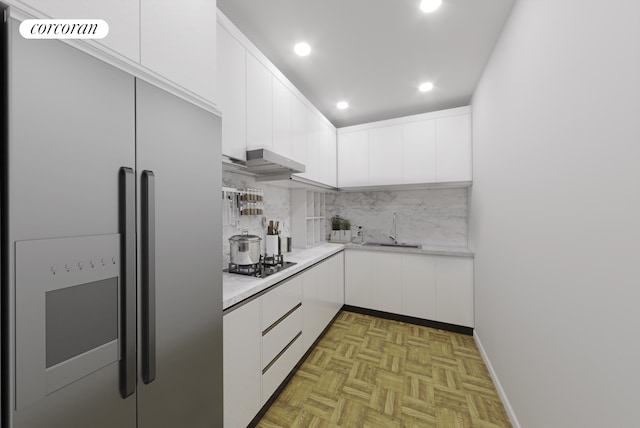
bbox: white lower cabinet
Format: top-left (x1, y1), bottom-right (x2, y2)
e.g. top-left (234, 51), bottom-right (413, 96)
top-left (301, 263), bottom-right (321, 351)
top-left (302, 252), bottom-right (344, 350)
top-left (345, 250), bottom-right (372, 308)
top-left (345, 250), bottom-right (474, 327)
top-left (371, 252), bottom-right (402, 314)
top-left (435, 256), bottom-right (474, 327)
top-left (401, 254), bottom-right (436, 320)
top-left (261, 337), bottom-right (304, 403)
top-left (223, 298), bottom-right (261, 428)
top-left (224, 251), bottom-right (346, 426)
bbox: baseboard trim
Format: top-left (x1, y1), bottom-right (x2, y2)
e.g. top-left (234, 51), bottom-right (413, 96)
top-left (247, 310), bottom-right (342, 427)
top-left (474, 330), bottom-right (521, 428)
top-left (342, 305), bottom-right (474, 336)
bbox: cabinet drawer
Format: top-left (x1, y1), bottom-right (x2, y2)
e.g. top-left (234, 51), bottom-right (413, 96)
top-left (262, 305), bottom-right (302, 369)
top-left (262, 275), bottom-right (302, 330)
top-left (262, 333), bottom-right (303, 404)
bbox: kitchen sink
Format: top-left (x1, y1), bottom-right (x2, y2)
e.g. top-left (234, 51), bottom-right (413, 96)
top-left (362, 242), bottom-right (422, 249)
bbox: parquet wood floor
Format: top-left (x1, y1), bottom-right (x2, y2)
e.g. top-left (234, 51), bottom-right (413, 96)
top-left (257, 311), bottom-right (511, 428)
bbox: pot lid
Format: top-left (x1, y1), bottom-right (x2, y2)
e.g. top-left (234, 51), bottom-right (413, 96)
top-left (229, 231), bottom-right (261, 242)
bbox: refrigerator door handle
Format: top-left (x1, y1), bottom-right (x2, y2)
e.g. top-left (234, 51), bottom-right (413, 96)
top-left (141, 170), bottom-right (156, 384)
top-left (119, 167), bottom-right (136, 398)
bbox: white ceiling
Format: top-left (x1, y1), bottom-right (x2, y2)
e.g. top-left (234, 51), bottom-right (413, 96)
top-left (218, 0), bottom-right (515, 128)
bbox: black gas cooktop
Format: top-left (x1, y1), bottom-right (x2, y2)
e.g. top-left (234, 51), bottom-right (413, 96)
top-left (223, 255), bottom-right (296, 278)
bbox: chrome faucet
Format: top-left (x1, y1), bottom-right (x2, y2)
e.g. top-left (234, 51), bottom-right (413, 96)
top-left (389, 212), bottom-right (398, 244)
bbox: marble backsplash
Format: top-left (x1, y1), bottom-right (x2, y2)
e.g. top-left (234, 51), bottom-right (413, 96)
top-left (325, 187), bottom-right (469, 248)
top-left (222, 171), bottom-right (291, 266)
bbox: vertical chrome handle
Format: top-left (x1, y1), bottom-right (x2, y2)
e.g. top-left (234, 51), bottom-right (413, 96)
top-left (141, 170), bottom-right (156, 384)
top-left (119, 167), bottom-right (136, 398)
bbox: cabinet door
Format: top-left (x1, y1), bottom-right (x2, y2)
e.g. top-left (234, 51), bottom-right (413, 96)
top-left (335, 252), bottom-right (345, 310)
top-left (291, 95), bottom-right (308, 166)
top-left (217, 25), bottom-right (246, 160)
top-left (327, 126), bottom-right (338, 188)
top-left (435, 113), bottom-right (472, 182)
top-left (141, 0), bottom-right (217, 103)
top-left (316, 259), bottom-right (332, 328)
top-left (403, 120), bottom-right (436, 184)
top-left (302, 267), bottom-right (320, 351)
top-left (371, 252), bottom-right (402, 313)
top-left (327, 252), bottom-right (345, 318)
top-left (223, 299), bottom-right (262, 428)
top-left (246, 53), bottom-right (273, 149)
top-left (272, 76), bottom-right (292, 158)
top-left (435, 257), bottom-right (474, 327)
top-left (20, 0), bottom-right (140, 62)
top-left (344, 251), bottom-right (372, 308)
top-left (368, 125), bottom-right (403, 186)
top-left (319, 124), bottom-right (330, 185)
top-left (401, 254), bottom-right (436, 320)
top-left (305, 111), bottom-right (322, 182)
top-left (338, 131), bottom-right (369, 187)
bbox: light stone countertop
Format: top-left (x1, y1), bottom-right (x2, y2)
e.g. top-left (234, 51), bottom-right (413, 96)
top-left (223, 243), bottom-right (345, 311)
top-left (343, 242), bottom-right (474, 257)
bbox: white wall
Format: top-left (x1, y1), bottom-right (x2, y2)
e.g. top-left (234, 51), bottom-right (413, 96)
top-left (470, 1), bottom-right (640, 427)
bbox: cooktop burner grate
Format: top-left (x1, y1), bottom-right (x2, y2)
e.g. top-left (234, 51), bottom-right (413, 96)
top-left (224, 255), bottom-right (296, 278)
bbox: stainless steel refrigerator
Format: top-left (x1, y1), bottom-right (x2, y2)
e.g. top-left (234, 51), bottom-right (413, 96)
top-left (1, 10), bottom-right (223, 428)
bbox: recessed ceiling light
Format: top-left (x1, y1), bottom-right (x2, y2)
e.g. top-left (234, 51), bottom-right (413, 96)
top-left (336, 101), bottom-right (349, 110)
top-left (419, 82), bottom-right (434, 92)
top-left (294, 42), bottom-right (311, 56)
top-left (420, 0), bottom-right (442, 13)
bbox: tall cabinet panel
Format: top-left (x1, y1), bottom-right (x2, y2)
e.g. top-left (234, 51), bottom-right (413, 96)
top-left (402, 120), bottom-right (436, 184)
top-left (15, 0), bottom-right (140, 62)
top-left (246, 53), bottom-right (273, 150)
top-left (140, 0), bottom-right (217, 103)
top-left (338, 130), bottom-right (369, 187)
top-left (291, 95), bottom-right (308, 165)
top-left (217, 24), bottom-right (247, 160)
top-left (135, 80), bottom-right (222, 428)
top-left (272, 76), bottom-right (292, 158)
top-left (435, 114), bottom-right (472, 182)
top-left (327, 127), bottom-right (338, 187)
top-left (9, 25), bottom-right (136, 428)
top-left (368, 125), bottom-right (403, 186)
top-left (223, 298), bottom-right (261, 428)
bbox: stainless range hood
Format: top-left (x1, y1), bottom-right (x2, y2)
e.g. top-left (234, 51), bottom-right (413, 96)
top-left (245, 148), bottom-right (305, 175)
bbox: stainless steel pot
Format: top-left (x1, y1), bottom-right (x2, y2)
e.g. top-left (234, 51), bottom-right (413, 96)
top-left (229, 230), bottom-right (262, 265)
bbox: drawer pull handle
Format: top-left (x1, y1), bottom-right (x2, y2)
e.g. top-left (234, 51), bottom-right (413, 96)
top-left (262, 331), bottom-right (302, 375)
top-left (262, 302), bottom-right (302, 336)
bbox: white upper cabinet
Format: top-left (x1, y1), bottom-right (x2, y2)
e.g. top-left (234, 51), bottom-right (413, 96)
top-left (217, 11), bottom-right (337, 186)
top-left (246, 53), bottom-right (273, 150)
top-left (291, 95), bottom-right (308, 166)
top-left (337, 107), bottom-right (472, 188)
top-left (304, 110), bottom-right (322, 182)
top-left (327, 126), bottom-right (337, 188)
top-left (319, 123), bottom-right (330, 185)
top-left (435, 113), bottom-right (472, 182)
top-left (272, 76), bottom-right (292, 158)
top-left (368, 125), bottom-right (403, 186)
top-left (217, 25), bottom-right (246, 160)
top-left (338, 130), bottom-right (369, 187)
top-left (402, 120), bottom-right (436, 184)
top-left (15, 0), bottom-right (140, 62)
top-left (15, 0), bottom-right (218, 105)
top-left (140, 0), bottom-right (217, 103)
